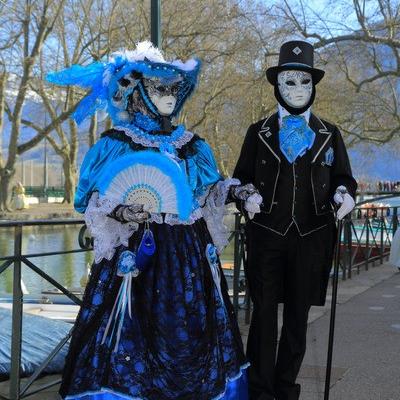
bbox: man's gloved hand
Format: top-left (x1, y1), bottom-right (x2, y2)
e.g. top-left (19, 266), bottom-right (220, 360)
top-left (108, 203), bottom-right (150, 224)
top-left (333, 186), bottom-right (355, 220)
top-left (230, 183), bottom-right (263, 220)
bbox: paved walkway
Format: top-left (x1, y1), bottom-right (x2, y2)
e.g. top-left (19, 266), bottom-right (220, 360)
top-left (1, 263), bottom-right (398, 400)
top-left (239, 261), bottom-right (400, 400)
top-left (238, 262), bottom-right (400, 400)
top-left (299, 264), bottom-right (400, 400)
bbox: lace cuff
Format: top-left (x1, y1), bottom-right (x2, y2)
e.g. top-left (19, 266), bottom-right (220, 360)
top-left (84, 192), bottom-right (139, 263)
top-left (201, 178), bottom-right (240, 253)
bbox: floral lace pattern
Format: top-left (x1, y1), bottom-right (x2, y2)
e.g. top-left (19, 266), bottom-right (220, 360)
top-left (201, 178), bottom-right (240, 253)
top-left (84, 192), bottom-right (139, 263)
top-left (113, 125), bottom-right (193, 150)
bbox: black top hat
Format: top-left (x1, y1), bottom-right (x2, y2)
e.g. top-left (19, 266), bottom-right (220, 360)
top-left (266, 40), bottom-right (325, 85)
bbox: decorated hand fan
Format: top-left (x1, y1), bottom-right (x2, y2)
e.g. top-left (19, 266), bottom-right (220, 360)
top-left (97, 151), bottom-right (193, 220)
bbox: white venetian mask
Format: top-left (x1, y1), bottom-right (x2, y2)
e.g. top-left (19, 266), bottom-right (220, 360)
top-left (277, 70), bottom-right (313, 108)
top-left (143, 78), bottom-right (179, 116)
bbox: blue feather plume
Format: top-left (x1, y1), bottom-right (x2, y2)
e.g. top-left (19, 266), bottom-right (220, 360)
top-left (46, 55), bottom-right (201, 125)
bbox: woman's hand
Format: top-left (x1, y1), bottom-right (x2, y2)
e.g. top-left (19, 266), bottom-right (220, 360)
top-left (108, 204), bottom-right (150, 223)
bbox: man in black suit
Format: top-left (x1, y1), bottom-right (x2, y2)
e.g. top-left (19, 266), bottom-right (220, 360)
top-left (233, 41), bottom-right (357, 400)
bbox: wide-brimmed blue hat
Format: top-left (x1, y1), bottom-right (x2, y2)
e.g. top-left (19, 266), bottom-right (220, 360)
top-left (46, 41), bottom-right (201, 124)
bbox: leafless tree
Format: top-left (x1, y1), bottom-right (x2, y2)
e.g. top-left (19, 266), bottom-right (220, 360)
top-left (18, 0), bottom-right (137, 203)
top-left (0, 0), bottom-right (66, 211)
top-left (278, 0), bottom-right (400, 144)
top-left (3, 0), bottom-right (360, 210)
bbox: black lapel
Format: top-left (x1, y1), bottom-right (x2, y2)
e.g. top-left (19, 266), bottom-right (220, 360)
top-left (309, 113), bottom-right (332, 164)
top-left (257, 113), bottom-right (281, 162)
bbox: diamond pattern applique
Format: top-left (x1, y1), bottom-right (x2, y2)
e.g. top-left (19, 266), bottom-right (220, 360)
top-left (292, 46), bottom-right (302, 55)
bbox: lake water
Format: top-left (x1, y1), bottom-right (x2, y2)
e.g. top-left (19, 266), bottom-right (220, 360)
top-left (0, 222), bottom-right (237, 296)
top-left (0, 225), bottom-right (94, 295)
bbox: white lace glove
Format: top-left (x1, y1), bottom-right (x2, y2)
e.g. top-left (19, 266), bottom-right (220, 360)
top-left (230, 184), bottom-right (263, 220)
top-left (333, 186), bottom-right (355, 220)
top-left (244, 193), bottom-right (263, 220)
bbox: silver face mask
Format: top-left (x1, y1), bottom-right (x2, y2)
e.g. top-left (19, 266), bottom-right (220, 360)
top-left (277, 70), bottom-right (313, 109)
top-left (143, 78), bottom-right (179, 116)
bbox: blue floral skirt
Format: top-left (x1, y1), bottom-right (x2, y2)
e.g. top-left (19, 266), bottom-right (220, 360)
top-left (60, 218), bottom-right (248, 400)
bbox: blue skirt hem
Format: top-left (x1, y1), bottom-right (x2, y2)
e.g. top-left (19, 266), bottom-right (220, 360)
top-left (64, 363), bottom-right (249, 400)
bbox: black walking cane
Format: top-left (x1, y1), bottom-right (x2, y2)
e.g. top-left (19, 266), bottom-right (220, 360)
top-left (323, 216), bottom-right (344, 400)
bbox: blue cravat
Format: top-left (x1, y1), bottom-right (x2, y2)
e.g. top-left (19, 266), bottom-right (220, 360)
top-left (279, 115), bottom-right (316, 163)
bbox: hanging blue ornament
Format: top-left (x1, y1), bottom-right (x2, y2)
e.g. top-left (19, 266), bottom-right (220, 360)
top-left (135, 228), bottom-right (156, 273)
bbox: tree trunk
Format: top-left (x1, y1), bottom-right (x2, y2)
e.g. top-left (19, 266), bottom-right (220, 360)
top-left (62, 159), bottom-right (77, 204)
top-left (0, 72), bottom-right (6, 168)
top-left (0, 172), bottom-right (14, 211)
top-left (0, 72), bottom-right (9, 211)
top-left (88, 113), bottom-right (98, 147)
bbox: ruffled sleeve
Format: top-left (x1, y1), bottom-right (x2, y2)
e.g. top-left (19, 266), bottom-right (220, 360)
top-left (189, 138), bottom-right (223, 198)
top-left (188, 137), bottom-right (240, 252)
top-left (74, 137), bottom-right (130, 213)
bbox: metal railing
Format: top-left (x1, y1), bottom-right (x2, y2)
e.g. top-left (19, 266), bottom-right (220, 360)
top-left (0, 219), bottom-right (88, 400)
top-left (339, 206), bottom-right (398, 279)
top-left (16, 186), bottom-right (65, 199)
top-left (229, 204), bottom-right (399, 324)
top-left (0, 217), bottom-right (243, 400)
top-left (0, 204), bottom-right (398, 399)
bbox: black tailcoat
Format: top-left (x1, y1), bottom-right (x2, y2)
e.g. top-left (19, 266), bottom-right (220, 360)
top-left (233, 112), bottom-right (357, 306)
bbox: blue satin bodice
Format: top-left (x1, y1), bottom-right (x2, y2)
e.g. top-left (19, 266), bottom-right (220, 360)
top-left (74, 135), bottom-right (223, 213)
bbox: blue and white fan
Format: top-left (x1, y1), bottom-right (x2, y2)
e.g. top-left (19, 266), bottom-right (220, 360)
top-left (97, 151), bottom-right (193, 221)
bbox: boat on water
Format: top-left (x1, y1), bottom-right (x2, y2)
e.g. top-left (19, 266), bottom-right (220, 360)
top-left (0, 298), bottom-right (80, 323)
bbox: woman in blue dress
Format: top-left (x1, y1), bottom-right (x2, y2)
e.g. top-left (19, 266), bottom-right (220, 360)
top-left (47, 41), bottom-right (262, 400)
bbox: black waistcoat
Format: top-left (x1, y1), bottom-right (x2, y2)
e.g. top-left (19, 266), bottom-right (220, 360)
top-left (233, 113), bottom-right (359, 236)
top-left (271, 146), bottom-right (317, 235)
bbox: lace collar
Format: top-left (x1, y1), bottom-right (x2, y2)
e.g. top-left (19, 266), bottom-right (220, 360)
top-left (113, 123), bottom-right (194, 152)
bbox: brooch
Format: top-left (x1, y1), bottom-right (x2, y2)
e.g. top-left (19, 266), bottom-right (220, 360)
top-left (117, 250), bottom-right (139, 277)
top-left (324, 147), bottom-right (334, 166)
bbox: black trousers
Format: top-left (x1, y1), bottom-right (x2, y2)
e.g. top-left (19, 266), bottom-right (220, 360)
top-left (245, 223), bottom-right (333, 400)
